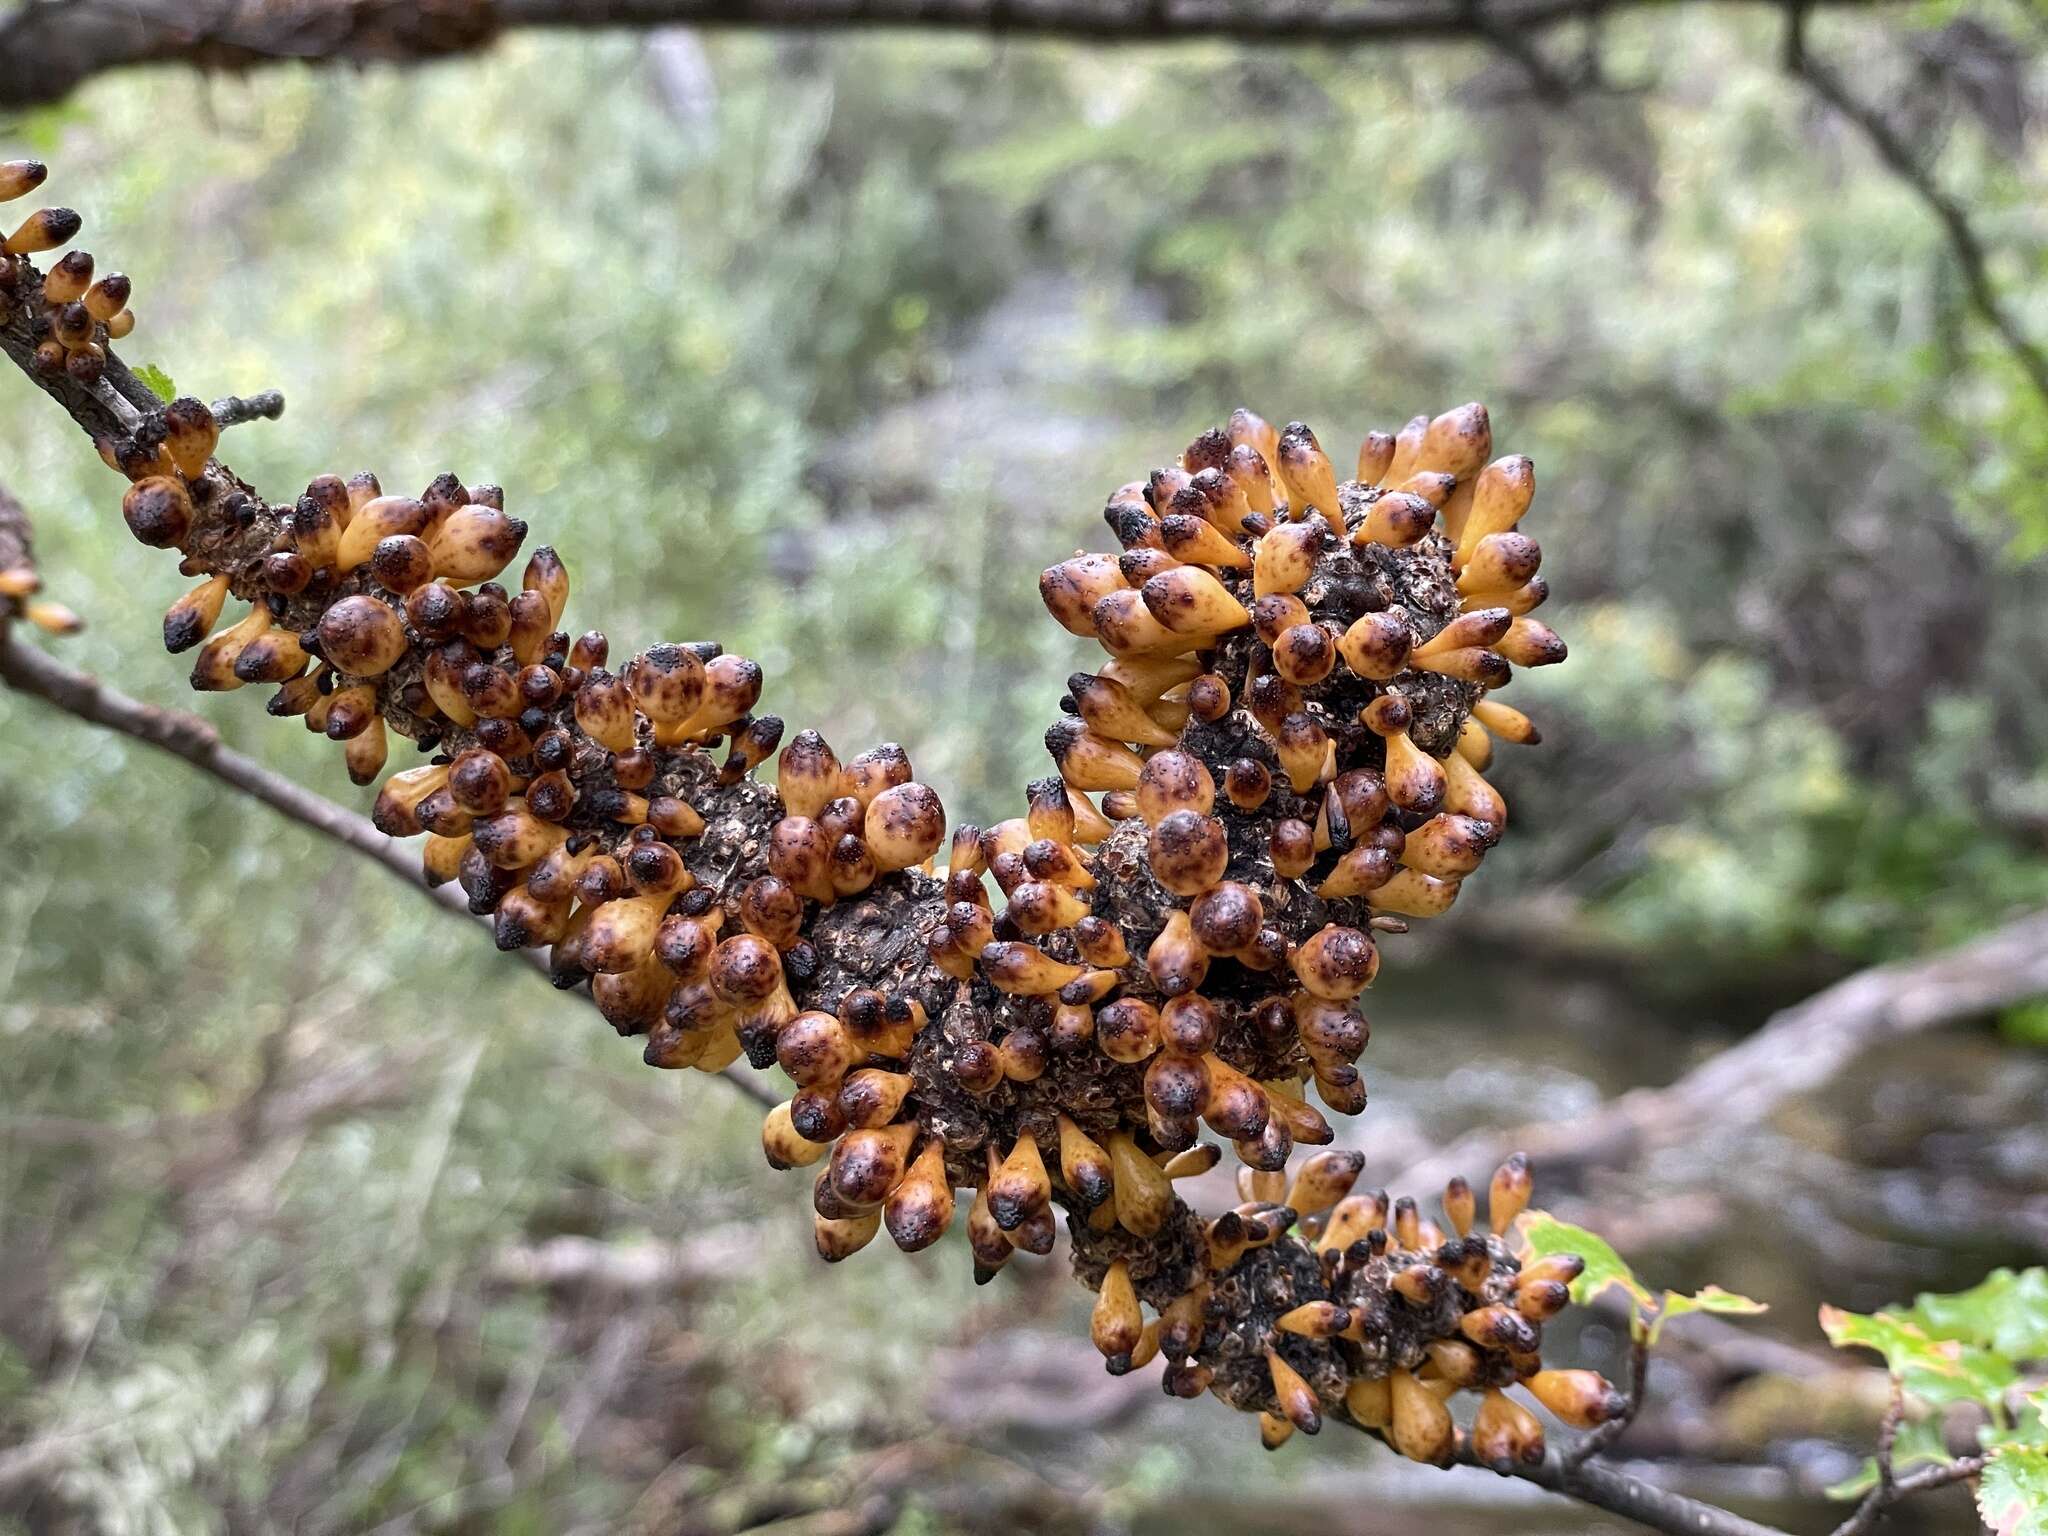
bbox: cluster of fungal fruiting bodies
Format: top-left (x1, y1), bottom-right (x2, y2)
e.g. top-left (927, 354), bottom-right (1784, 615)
top-left (971, 403), bottom-right (1594, 1456)
top-left (11, 164), bottom-right (1615, 1465)
top-left (0, 160), bottom-right (134, 389)
top-left (1081, 1150), bottom-right (1622, 1465)
top-left (0, 161), bottom-right (89, 637)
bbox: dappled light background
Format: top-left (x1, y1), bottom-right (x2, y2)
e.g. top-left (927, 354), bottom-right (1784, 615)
top-left (2, 11), bottom-right (2045, 1534)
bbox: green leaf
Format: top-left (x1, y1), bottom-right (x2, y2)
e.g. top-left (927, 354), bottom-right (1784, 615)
top-left (1518, 1211), bottom-right (1766, 1346)
top-left (1896, 1269), bottom-right (2048, 1362)
top-left (133, 364), bottom-right (177, 402)
top-left (1820, 1304), bottom-right (2017, 1409)
top-left (1979, 1446), bottom-right (2048, 1536)
top-left (1645, 1285), bottom-right (1768, 1346)
top-left (1517, 1210), bottom-right (1652, 1309)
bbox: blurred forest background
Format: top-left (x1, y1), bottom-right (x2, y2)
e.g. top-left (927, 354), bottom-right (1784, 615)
top-left (1, 2), bottom-right (2045, 1532)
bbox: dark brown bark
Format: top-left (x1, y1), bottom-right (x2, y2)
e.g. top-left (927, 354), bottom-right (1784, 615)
top-left (0, 0), bottom-right (1912, 112)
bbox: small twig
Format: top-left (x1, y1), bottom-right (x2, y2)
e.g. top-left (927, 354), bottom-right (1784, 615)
top-left (1566, 1324), bottom-right (1650, 1469)
top-left (0, 625), bottom-right (777, 1110)
top-left (1876, 1377), bottom-right (1905, 1501)
top-left (1886, 1455), bottom-right (1987, 1497)
top-left (1826, 1377), bottom-right (1985, 1536)
top-left (209, 388), bottom-right (286, 428)
top-left (1828, 1459), bottom-right (1989, 1535)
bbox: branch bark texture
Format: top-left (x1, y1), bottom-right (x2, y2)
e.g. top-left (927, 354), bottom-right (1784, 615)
top-left (0, 0), bottom-right (1910, 111)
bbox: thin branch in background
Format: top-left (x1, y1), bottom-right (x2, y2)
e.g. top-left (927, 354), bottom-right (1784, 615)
top-left (0, 478), bottom-right (34, 581)
top-left (0, 624), bottom-right (778, 1110)
top-left (1785, 2), bottom-right (2048, 412)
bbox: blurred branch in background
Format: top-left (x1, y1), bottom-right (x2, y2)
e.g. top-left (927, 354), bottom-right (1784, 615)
top-left (1387, 902), bottom-right (2048, 1196)
top-left (0, 0), bottom-right (1918, 111)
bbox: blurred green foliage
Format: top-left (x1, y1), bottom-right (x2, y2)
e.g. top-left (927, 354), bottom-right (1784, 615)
top-left (1, 10), bottom-right (2045, 1530)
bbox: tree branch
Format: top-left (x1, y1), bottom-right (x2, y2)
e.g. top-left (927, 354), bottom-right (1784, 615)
top-left (0, 624), bottom-right (779, 1109)
top-left (0, 0), bottom-right (1913, 112)
top-left (1515, 1449), bottom-right (1796, 1536)
top-left (1785, 4), bottom-right (2048, 412)
top-left (1385, 901), bottom-right (2048, 1195)
top-left (1332, 1412), bottom-right (1801, 1536)
top-left (209, 388), bottom-right (287, 429)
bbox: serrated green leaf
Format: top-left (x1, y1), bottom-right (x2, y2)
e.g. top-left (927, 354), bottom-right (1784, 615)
top-left (1897, 1269), bottom-right (2048, 1362)
top-left (1820, 1305), bottom-right (2017, 1409)
top-left (1823, 1417), bottom-right (1956, 1502)
top-left (1979, 1446), bottom-right (2048, 1536)
top-left (133, 364), bottom-right (177, 402)
top-left (1516, 1209), bottom-right (1652, 1309)
top-left (1645, 1285), bottom-right (1768, 1346)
